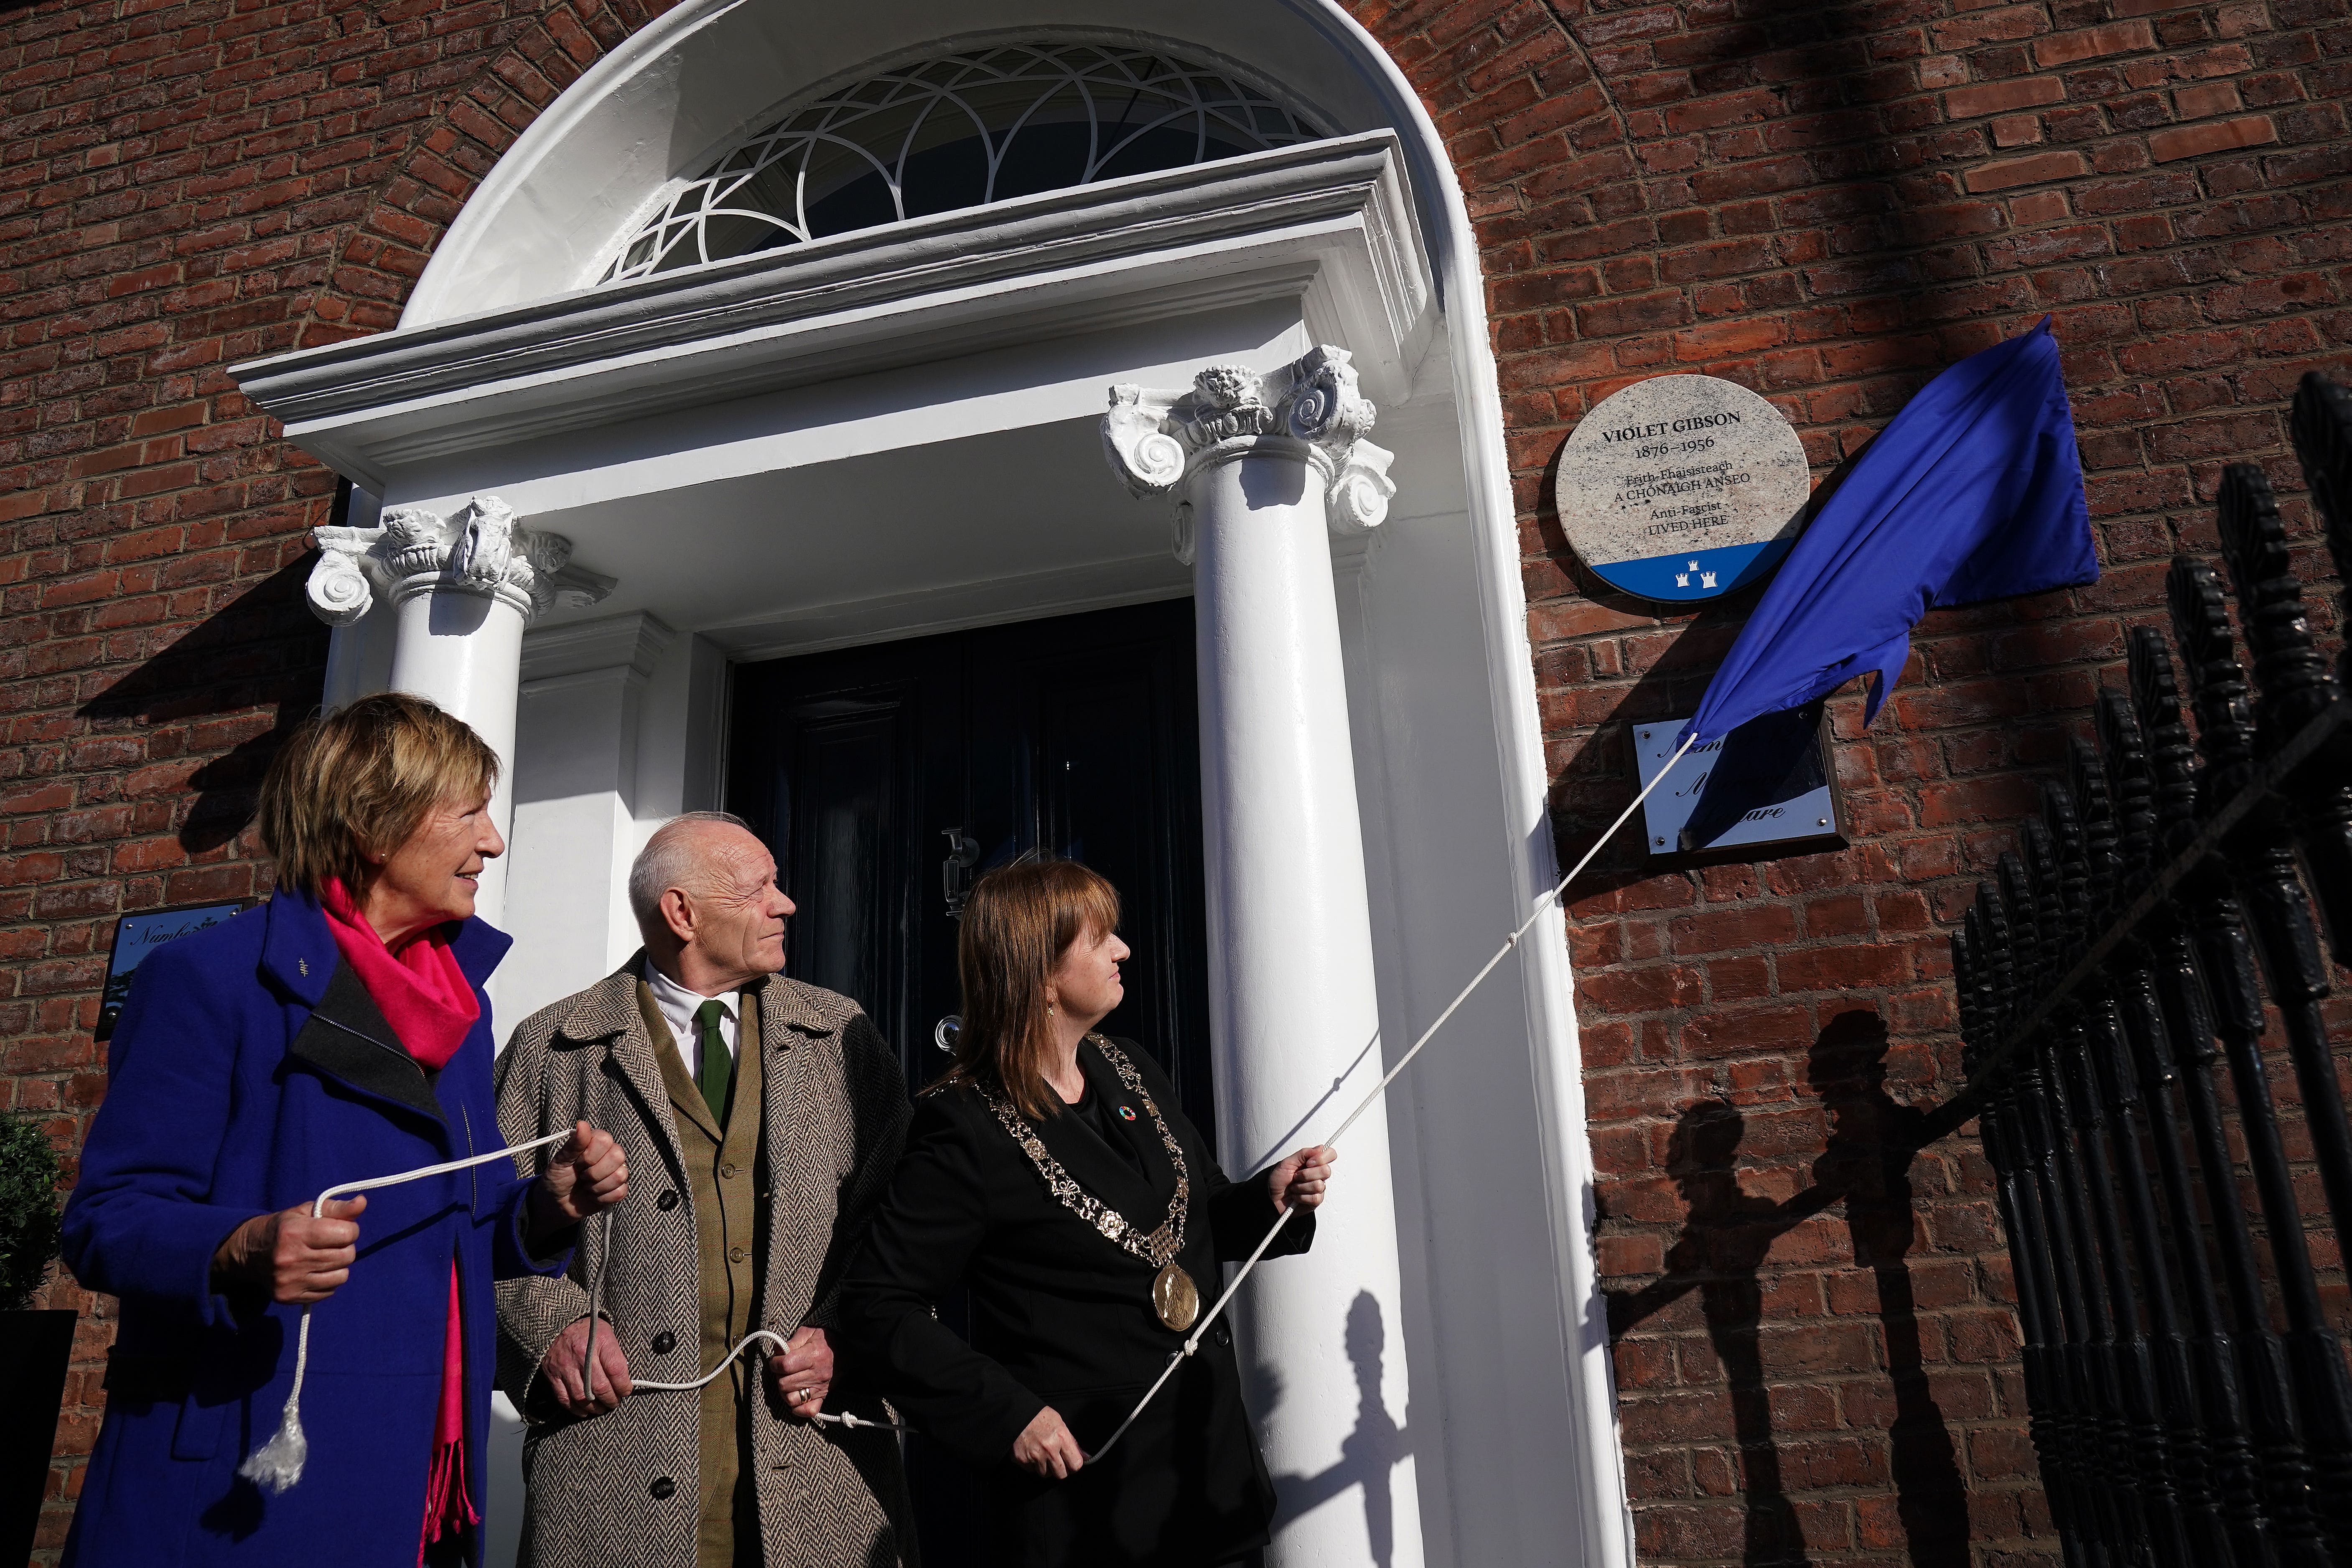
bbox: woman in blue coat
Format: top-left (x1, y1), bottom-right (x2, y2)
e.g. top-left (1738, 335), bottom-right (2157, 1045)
top-left (61, 693), bottom-right (631, 1568)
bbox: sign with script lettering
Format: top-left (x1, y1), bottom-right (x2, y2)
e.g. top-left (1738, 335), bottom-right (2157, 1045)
top-left (1554, 374), bottom-right (1814, 604)
top-left (97, 899), bottom-right (250, 1039)
top-left (1633, 705), bottom-right (1844, 863)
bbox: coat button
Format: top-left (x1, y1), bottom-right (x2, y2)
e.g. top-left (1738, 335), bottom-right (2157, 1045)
top-left (649, 1477), bottom-right (675, 1500)
top-left (719, 1162), bottom-right (738, 1179)
top-left (651, 1332), bottom-right (677, 1356)
top-left (657, 1190), bottom-right (680, 1211)
top-left (728, 1246), bottom-right (748, 1264)
top-left (1212, 1323), bottom-right (1232, 1348)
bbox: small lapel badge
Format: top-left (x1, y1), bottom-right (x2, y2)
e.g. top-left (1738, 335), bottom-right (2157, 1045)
top-left (298, 958), bottom-right (309, 977)
top-left (1117, 1105), bottom-right (1138, 1122)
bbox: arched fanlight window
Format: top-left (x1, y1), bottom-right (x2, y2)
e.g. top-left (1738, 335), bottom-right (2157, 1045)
top-left (601, 42), bottom-right (1324, 284)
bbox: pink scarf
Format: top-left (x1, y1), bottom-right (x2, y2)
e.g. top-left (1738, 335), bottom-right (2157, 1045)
top-left (319, 878), bottom-right (479, 1070)
top-left (316, 879), bottom-right (481, 1562)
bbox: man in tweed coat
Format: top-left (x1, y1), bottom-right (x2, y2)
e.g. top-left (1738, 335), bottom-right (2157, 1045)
top-left (495, 812), bottom-right (916, 1568)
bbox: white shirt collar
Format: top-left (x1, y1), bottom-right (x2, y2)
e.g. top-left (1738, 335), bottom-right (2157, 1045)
top-left (644, 959), bottom-right (738, 1018)
top-left (643, 957), bottom-right (742, 1071)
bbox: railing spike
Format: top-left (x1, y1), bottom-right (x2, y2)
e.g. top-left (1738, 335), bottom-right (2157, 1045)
top-left (2129, 626), bottom-right (2201, 860)
top-left (2166, 557), bottom-right (2257, 809)
top-left (2289, 373), bottom-right (2352, 644)
top-left (2097, 689), bottom-right (2159, 888)
top-left (2217, 462), bottom-right (2337, 747)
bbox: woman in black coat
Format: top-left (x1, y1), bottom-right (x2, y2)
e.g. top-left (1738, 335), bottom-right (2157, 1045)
top-left (837, 858), bottom-right (1334, 1568)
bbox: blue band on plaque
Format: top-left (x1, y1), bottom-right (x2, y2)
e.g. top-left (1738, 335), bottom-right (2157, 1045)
top-left (1586, 540), bottom-right (1795, 603)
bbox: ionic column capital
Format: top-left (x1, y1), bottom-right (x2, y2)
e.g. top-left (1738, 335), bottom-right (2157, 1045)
top-left (305, 494), bottom-right (617, 626)
top-left (1102, 345), bottom-right (1397, 548)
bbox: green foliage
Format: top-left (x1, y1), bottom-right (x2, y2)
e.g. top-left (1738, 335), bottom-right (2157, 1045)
top-left (0, 1113), bottom-right (63, 1313)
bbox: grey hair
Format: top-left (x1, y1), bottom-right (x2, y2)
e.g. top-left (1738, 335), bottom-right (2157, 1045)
top-left (629, 810), bottom-right (756, 939)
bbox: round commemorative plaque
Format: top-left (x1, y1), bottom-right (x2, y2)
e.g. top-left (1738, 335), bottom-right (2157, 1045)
top-left (1553, 375), bottom-right (1814, 605)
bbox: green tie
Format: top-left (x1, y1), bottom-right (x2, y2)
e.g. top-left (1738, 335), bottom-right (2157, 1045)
top-left (694, 998), bottom-right (733, 1125)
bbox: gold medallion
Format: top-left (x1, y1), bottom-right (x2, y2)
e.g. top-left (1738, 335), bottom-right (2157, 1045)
top-left (1153, 1263), bottom-right (1200, 1332)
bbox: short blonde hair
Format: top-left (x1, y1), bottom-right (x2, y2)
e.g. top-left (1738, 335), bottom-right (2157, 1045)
top-left (939, 858), bottom-right (1122, 1120)
top-left (257, 693), bottom-right (499, 901)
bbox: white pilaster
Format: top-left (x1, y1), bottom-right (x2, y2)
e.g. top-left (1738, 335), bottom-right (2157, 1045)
top-left (1105, 346), bottom-right (1420, 1568)
top-left (303, 494), bottom-right (616, 926)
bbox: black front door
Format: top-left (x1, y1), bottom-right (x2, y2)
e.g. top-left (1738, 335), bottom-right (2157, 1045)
top-left (726, 598), bottom-right (1214, 1564)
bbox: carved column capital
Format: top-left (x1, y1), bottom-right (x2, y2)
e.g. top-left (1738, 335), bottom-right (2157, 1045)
top-left (305, 494), bottom-right (617, 627)
top-left (1103, 345), bottom-right (1397, 555)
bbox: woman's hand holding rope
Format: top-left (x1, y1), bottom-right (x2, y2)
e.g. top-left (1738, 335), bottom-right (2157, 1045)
top-left (210, 1195), bottom-right (369, 1304)
top-left (1266, 1145), bottom-right (1334, 1215)
top-left (527, 1120), bottom-right (631, 1240)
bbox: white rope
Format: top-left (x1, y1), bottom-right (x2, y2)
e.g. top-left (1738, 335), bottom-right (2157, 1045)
top-left (238, 1126), bottom-right (579, 1495)
top-left (582, 1209), bottom-right (906, 1432)
top-left (238, 732), bottom-right (1696, 1487)
top-left (1083, 731), bottom-right (1699, 1464)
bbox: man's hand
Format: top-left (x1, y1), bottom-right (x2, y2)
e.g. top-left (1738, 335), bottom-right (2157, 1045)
top-left (1012, 1406), bottom-right (1085, 1479)
top-left (1268, 1145), bottom-right (1336, 1214)
top-left (211, 1196), bottom-right (368, 1304)
top-left (764, 1325), bottom-right (833, 1420)
top-left (529, 1121), bottom-right (630, 1238)
top-left (540, 1315), bottom-right (633, 1418)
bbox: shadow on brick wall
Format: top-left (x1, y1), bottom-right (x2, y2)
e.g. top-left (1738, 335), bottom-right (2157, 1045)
top-left (1607, 1011), bottom-right (1977, 1566)
top-left (76, 560), bottom-right (326, 857)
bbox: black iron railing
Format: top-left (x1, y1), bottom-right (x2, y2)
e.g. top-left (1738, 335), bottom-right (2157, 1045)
top-left (1951, 370), bottom-right (2352, 1568)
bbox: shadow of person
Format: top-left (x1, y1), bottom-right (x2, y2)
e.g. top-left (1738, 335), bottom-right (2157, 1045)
top-left (1652, 1101), bottom-right (1811, 1566)
top-left (1266, 1291), bottom-right (1411, 1568)
top-left (1805, 1010), bottom-right (1974, 1568)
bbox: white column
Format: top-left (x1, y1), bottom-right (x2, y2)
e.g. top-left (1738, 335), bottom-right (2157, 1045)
top-left (1105, 347), bottom-right (1420, 1568)
top-left (304, 494), bottom-right (614, 926)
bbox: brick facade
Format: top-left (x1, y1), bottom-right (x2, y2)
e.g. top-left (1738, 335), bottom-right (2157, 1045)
top-left (1340, 0), bottom-right (2349, 1561)
top-left (4, 0), bottom-right (2347, 1560)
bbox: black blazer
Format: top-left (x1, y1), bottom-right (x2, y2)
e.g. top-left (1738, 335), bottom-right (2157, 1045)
top-left (838, 1036), bottom-right (1312, 1567)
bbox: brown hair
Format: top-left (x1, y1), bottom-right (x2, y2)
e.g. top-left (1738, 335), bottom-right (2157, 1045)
top-left (939, 857), bottom-right (1121, 1120)
top-left (256, 692), bottom-right (501, 902)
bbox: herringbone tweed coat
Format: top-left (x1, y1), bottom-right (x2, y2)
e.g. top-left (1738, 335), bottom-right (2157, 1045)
top-left (494, 957), bottom-right (917, 1568)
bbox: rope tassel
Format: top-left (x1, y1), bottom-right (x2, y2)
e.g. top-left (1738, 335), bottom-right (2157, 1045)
top-left (239, 1127), bottom-right (578, 1495)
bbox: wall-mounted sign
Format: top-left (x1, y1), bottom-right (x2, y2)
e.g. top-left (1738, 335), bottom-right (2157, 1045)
top-left (97, 900), bottom-right (251, 1039)
top-left (1554, 374), bottom-right (1814, 604)
top-left (1634, 705), bottom-right (1844, 863)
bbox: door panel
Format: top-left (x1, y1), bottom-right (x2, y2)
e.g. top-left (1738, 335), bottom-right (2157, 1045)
top-left (727, 598), bottom-right (1212, 1566)
top-left (730, 598), bottom-right (1212, 1126)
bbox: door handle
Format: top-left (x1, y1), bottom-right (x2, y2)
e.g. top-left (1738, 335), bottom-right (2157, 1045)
top-left (941, 827), bottom-right (980, 918)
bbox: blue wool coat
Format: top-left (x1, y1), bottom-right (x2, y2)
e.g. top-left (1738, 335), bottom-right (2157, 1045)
top-left (60, 890), bottom-right (568, 1568)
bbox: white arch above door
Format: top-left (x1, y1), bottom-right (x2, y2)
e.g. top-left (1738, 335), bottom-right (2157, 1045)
top-left (403, 5), bottom-right (1424, 326)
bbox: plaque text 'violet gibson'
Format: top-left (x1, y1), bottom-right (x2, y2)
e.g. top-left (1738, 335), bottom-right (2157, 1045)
top-left (1553, 375), bottom-right (1814, 605)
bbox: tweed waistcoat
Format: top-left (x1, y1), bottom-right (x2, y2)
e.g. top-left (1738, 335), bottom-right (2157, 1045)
top-left (638, 980), bottom-right (766, 1568)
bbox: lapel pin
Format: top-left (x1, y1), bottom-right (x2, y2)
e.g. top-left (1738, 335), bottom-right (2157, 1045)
top-left (298, 958), bottom-right (309, 977)
top-left (1117, 1105), bottom-right (1138, 1122)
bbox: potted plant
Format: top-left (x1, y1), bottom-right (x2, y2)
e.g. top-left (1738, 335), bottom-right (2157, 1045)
top-left (0, 1113), bottom-right (69, 1566)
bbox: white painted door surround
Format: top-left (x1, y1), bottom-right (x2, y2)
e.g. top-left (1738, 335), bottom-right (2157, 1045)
top-left (1106, 346), bottom-right (1420, 1565)
top-left (303, 495), bottom-right (616, 920)
top-left (234, 12), bottom-right (1641, 1565)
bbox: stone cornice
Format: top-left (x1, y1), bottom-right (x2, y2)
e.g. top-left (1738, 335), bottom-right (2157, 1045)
top-left (519, 611), bottom-right (676, 685)
top-left (231, 132), bottom-right (1431, 487)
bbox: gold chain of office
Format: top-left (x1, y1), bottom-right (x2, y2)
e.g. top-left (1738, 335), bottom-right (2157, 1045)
top-left (979, 1034), bottom-right (1191, 1270)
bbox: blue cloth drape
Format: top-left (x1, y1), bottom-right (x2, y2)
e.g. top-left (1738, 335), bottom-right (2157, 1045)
top-left (1680, 318), bottom-right (2096, 747)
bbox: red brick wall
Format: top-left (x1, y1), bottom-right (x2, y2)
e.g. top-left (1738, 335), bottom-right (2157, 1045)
top-left (1341, 0), bottom-right (2349, 1561)
top-left (3, 0), bottom-right (2347, 1561)
top-left (0, 1), bottom-right (685, 1555)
